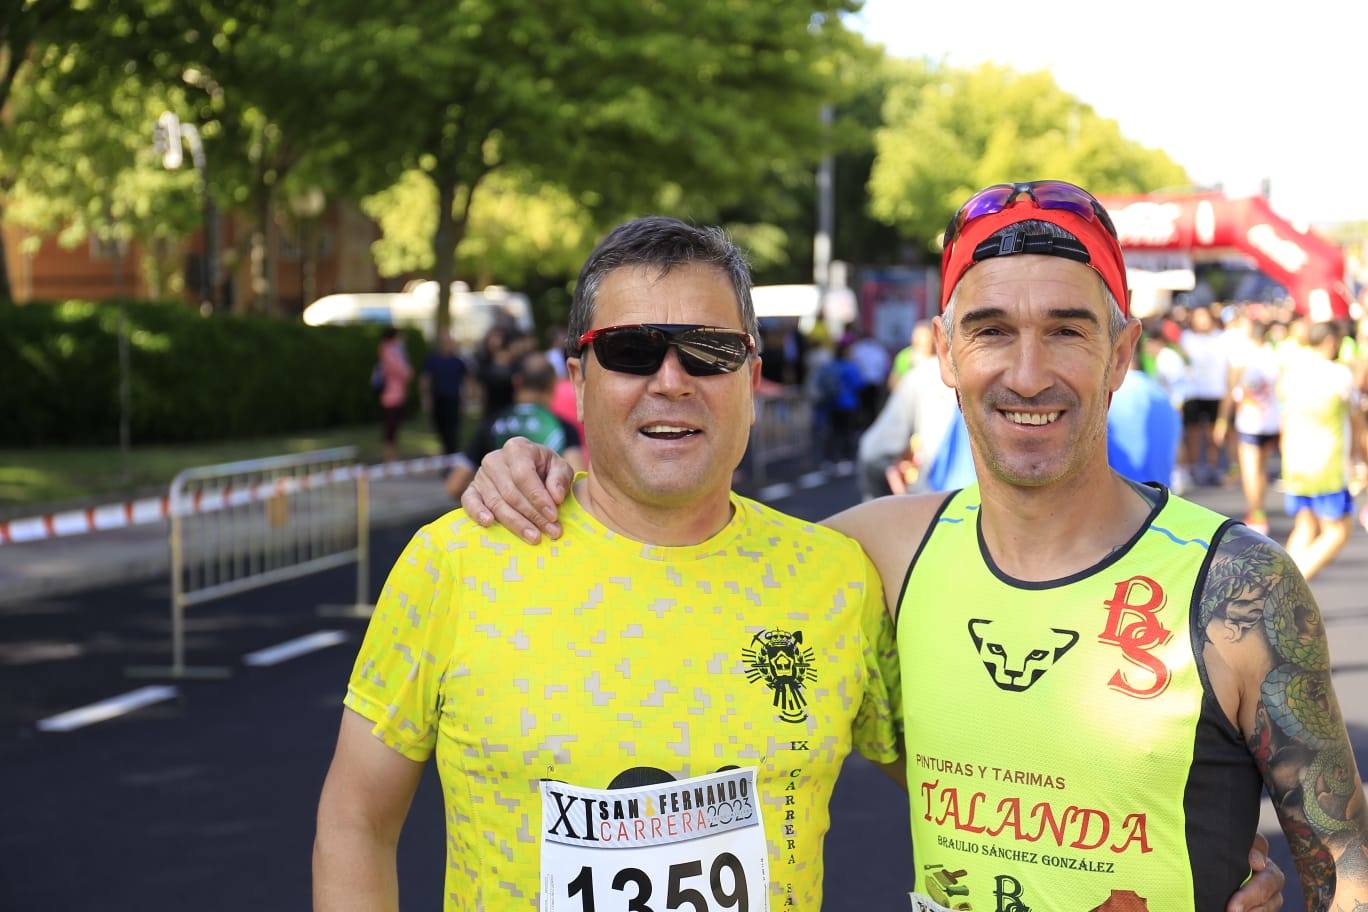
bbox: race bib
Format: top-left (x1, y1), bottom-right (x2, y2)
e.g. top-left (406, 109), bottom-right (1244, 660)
top-left (540, 767), bottom-right (769, 912)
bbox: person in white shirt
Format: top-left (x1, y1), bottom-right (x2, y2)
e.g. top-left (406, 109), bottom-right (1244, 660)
top-left (1180, 306), bottom-right (1228, 485)
top-left (855, 355), bottom-right (957, 500)
top-left (848, 331), bottom-right (892, 427)
top-left (1214, 318), bottom-right (1281, 534)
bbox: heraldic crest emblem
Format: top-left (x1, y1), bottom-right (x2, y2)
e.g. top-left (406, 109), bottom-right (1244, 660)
top-left (742, 628), bottom-right (817, 723)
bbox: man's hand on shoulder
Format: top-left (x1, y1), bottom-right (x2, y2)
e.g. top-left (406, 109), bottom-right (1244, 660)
top-left (1200, 525), bottom-right (1368, 909)
top-left (460, 436), bottom-right (574, 543)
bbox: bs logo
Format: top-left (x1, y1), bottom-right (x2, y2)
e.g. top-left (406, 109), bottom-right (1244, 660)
top-left (1098, 575), bottom-right (1173, 699)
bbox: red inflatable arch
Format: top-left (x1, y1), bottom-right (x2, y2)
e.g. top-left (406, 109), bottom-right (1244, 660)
top-left (1097, 191), bottom-right (1351, 320)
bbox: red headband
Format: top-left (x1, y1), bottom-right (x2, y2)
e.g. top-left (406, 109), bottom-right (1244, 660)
top-left (939, 204), bottom-right (1129, 316)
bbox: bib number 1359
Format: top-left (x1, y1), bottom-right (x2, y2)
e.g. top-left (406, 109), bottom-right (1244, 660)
top-left (540, 768), bottom-right (769, 912)
top-left (565, 853), bottom-right (749, 912)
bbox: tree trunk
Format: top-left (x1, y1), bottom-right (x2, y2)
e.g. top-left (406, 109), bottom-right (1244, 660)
top-left (141, 240), bottom-right (163, 299)
top-left (432, 177), bottom-right (458, 340)
top-left (0, 205), bottom-right (12, 302)
top-left (431, 163), bottom-right (490, 339)
top-left (250, 187), bottom-right (276, 315)
top-left (302, 221), bottom-right (318, 312)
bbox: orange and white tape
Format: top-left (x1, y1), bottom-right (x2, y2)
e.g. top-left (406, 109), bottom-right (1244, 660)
top-left (0, 454), bottom-right (461, 546)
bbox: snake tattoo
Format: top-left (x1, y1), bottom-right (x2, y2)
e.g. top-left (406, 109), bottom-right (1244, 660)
top-left (1200, 524), bottom-right (1368, 907)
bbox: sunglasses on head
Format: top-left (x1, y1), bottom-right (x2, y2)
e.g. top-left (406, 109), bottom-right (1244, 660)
top-left (576, 323), bottom-right (755, 376)
top-left (943, 180), bottom-right (1118, 248)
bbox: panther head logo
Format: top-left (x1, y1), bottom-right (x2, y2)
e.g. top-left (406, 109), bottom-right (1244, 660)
top-left (967, 619), bottom-right (1079, 692)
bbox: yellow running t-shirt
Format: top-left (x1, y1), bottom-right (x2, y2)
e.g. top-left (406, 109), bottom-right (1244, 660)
top-left (344, 489), bottom-right (900, 911)
top-left (1278, 348), bottom-right (1356, 495)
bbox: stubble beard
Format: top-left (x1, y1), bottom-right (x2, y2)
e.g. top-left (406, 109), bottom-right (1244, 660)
top-left (957, 368), bottom-right (1110, 490)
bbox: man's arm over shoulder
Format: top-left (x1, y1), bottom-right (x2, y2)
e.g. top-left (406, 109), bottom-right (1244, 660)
top-left (313, 709), bottom-right (425, 911)
top-left (1199, 525), bottom-right (1368, 910)
top-left (824, 492), bottom-right (951, 618)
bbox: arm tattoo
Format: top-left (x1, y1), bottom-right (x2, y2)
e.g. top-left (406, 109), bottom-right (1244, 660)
top-left (1202, 525), bottom-right (1368, 910)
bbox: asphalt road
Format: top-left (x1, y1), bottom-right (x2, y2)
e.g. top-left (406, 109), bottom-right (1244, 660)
top-left (3, 473), bottom-right (1365, 910)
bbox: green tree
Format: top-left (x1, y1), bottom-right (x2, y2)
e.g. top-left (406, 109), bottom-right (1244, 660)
top-left (1, 1), bottom-right (283, 307)
top-left (362, 168), bottom-right (596, 289)
top-left (0, 0), bottom-right (85, 300)
top-left (305, 0), bottom-right (862, 338)
top-left (29, 1), bottom-right (364, 314)
top-left (869, 62), bottom-right (1189, 249)
top-left (4, 60), bottom-right (202, 296)
top-left (727, 46), bottom-right (920, 285)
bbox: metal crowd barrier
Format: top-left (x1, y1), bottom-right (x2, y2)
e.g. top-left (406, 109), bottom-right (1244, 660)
top-left (747, 389), bottom-right (814, 486)
top-left (128, 447), bottom-right (370, 679)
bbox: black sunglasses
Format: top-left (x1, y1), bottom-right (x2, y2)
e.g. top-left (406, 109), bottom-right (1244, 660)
top-left (576, 323), bottom-right (756, 376)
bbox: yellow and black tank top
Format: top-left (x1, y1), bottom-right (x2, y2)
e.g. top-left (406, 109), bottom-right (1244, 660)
top-left (896, 483), bottom-right (1263, 912)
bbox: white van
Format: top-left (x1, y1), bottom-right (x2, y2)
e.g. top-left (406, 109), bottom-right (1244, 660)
top-left (303, 281), bottom-right (534, 349)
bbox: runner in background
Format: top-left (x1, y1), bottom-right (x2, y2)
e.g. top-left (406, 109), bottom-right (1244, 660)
top-left (1215, 318), bottom-right (1281, 535)
top-left (1108, 333), bottom-right (1182, 487)
top-left (1278, 322), bottom-right (1366, 580)
top-left (1180, 305), bottom-right (1228, 486)
top-left (376, 327), bottom-right (413, 464)
top-left (856, 343), bottom-right (957, 499)
top-left (419, 331), bottom-right (468, 457)
top-left (888, 320), bottom-right (935, 389)
top-left (444, 352), bottom-right (585, 501)
top-left (849, 329), bottom-right (891, 427)
top-left (813, 340), bottom-right (862, 464)
top-left (1354, 320), bottom-right (1368, 531)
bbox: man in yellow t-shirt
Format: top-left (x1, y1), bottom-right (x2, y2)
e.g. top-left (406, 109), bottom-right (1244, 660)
top-left (313, 217), bottom-right (900, 912)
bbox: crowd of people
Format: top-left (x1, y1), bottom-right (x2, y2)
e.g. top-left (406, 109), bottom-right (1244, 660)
top-left (370, 320), bottom-right (587, 491)
top-left (377, 283), bottom-right (1368, 589)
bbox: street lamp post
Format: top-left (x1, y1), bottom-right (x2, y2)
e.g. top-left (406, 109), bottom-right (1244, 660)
top-left (154, 111), bottom-right (217, 312)
top-left (288, 187), bottom-right (327, 311)
top-left (814, 104), bottom-right (834, 314)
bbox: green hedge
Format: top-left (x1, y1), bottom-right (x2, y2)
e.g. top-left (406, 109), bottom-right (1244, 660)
top-left (0, 299), bottom-right (426, 446)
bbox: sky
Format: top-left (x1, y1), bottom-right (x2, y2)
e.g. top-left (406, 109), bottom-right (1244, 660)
top-left (851, 0), bottom-right (1368, 226)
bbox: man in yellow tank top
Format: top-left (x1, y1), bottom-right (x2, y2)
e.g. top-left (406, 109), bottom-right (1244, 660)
top-left (459, 199), bottom-right (1309, 908)
top-left (826, 184), bottom-right (1367, 910)
top-left (314, 218), bottom-right (905, 911)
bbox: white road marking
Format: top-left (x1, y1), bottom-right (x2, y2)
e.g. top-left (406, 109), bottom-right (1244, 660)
top-left (758, 483), bottom-right (795, 502)
top-left (797, 472), bottom-right (828, 489)
top-left (37, 686), bottom-right (178, 733)
top-left (243, 630), bottom-right (348, 667)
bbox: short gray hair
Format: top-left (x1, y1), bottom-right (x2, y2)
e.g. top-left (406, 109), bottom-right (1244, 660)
top-left (567, 216), bottom-right (758, 356)
top-left (941, 219), bottom-right (1127, 340)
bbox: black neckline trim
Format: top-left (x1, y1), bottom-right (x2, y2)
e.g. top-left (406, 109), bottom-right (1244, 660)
top-left (975, 483), bottom-right (1170, 590)
top-left (893, 491), bottom-right (957, 629)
